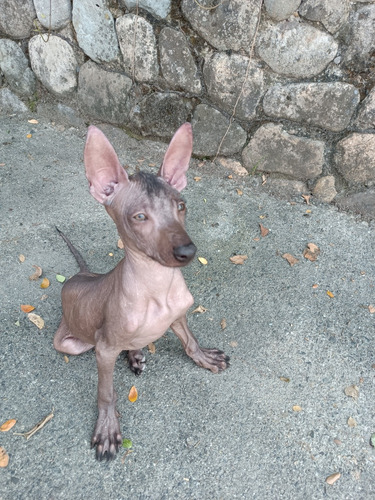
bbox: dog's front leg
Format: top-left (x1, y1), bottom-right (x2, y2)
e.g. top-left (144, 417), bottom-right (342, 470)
top-left (91, 343), bottom-right (122, 460)
top-left (170, 317), bottom-right (229, 373)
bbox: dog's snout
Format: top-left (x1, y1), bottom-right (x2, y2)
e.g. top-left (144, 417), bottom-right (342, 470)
top-left (173, 242), bottom-right (197, 263)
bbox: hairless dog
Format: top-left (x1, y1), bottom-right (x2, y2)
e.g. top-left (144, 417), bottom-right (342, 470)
top-left (54, 123), bottom-right (229, 460)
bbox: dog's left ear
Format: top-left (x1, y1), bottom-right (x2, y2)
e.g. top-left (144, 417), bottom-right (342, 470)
top-left (158, 123), bottom-right (193, 192)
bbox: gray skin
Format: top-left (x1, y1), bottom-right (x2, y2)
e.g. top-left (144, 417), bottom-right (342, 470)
top-left (53, 124), bottom-right (230, 461)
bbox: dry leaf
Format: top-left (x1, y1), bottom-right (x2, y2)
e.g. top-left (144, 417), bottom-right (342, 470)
top-left (148, 342), bottom-right (156, 354)
top-left (236, 189), bottom-right (243, 196)
top-left (312, 284), bottom-right (319, 289)
top-left (117, 238), bottom-right (124, 249)
top-left (26, 134), bottom-right (32, 139)
top-left (230, 341), bottom-right (238, 347)
top-left (64, 355), bottom-right (69, 363)
top-left (259, 223), bottom-right (269, 237)
top-left (333, 438), bottom-right (342, 446)
top-left (0, 447), bottom-right (9, 468)
top-left (229, 254), bottom-right (248, 265)
top-left (220, 318), bottom-right (227, 330)
top-left (303, 243), bottom-right (320, 262)
top-left (29, 265), bottom-right (42, 280)
top-left (194, 176), bottom-right (202, 182)
top-left (347, 417), bottom-right (357, 427)
top-left (227, 174), bottom-right (233, 179)
top-left (148, 163), bottom-right (156, 167)
top-left (20, 304), bottom-right (35, 313)
top-left (292, 405), bottom-right (302, 412)
top-left (0, 419), bottom-right (17, 432)
top-left (19, 254), bottom-right (26, 263)
top-left (282, 253), bottom-right (299, 266)
top-left (280, 377), bottom-right (290, 383)
top-left (326, 472), bottom-right (341, 485)
top-left (302, 194), bottom-right (311, 205)
top-left (28, 313), bottom-right (45, 329)
top-left (40, 277), bottom-right (50, 289)
top-left (128, 386), bottom-right (138, 403)
top-left (344, 385), bottom-right (359, 400)
top-left (28, 119), bottom-right (38, 124)
top-left (368, 305), bottom-right (375, 314)
top-left (198, 257), bottom-right (208, 265)
top-left (326, 290), bottom-right (334, 298)
top-left (192, 305), bottom-right (207, 314)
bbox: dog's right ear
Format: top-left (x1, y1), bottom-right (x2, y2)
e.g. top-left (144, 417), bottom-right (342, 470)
top-left (84, 126), bottom-right (129, 205)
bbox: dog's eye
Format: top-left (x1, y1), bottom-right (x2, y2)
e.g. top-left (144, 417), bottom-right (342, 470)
top-left (133, 213), bottom-right (147, 221)
top-left (177, 202), bottom-right (186, 211)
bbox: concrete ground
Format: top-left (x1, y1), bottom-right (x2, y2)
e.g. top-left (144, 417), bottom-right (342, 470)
top-left (0, 115), bottom-right (374, 499)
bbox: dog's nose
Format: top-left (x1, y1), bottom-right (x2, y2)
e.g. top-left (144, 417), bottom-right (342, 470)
top-left (173, 242), bottom-right (197, 263)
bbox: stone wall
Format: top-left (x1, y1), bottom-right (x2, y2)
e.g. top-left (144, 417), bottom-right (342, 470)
top-left (0, 0), bottom-right (375, 216)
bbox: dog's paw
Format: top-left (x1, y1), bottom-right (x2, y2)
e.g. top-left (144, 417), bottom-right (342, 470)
top-left (91, 410), bottom-right (122, 461)
top-left (127, 349), bottom-right (146, 376)
top-left (192, 348), bottom-right (230, 373)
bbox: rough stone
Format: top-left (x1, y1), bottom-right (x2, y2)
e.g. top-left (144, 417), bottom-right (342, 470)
top-left (265, 0), bottom-right (301, 21)
top-left (0, 88), bottom-right (28, 115)
top-left (159, 27), bottom-right (201, 94)
top-left (336, 190), bottom-right (375, 219)
top-left (263, 83), bottom-right (360, 132)
top-left (334, 133), bottom-right (375, 184)
top-left (299, 0), bottom-right (349, 34)
top-left (121, 0), bottom-right (171, 19)
top-left (73, 0), bottom-right (120, 63)
top-left (116, 14), bottom-right (158, 82)
top-left (29, 35), bottom-right (77, 96)
top-left (0, 39), bottom-right (36, 96)
top-left (257, 21), bottom-right (338, 78)
top-left (33, 0), bottom-right (71, 30)
top-left (78, 61), bottom-right (132, 124)
top-left (181, 0), bottom-right (261, 53)
top-left (344, 5), bottom-right (375, 71)
top-left (262, 178), bottom-right (308, 199)
top-left (218, 158), bottom-right (249, 177)
top-left (242, 123), bottom-right (324, 181)
top-left (129, 93), bottom-right (192, 138)
top-left (0, 0), bottom-right (36, 39)
top-left (191, 104), bottom-right (247, 157)
top-left (355, 88), bottom-right (375, 131)
top-left (203, 53), bottom-right (264, 121)
top-left (313, 175), bottom-right (337, 202)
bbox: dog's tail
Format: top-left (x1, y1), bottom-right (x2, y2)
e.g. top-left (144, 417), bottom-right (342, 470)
top-left (55, 227), bottom-right (90, 273)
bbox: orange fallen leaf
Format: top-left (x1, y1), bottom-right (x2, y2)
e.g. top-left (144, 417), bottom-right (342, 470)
top-left (148, 342), bottom-right (156, 354)
top-left (0, 447), bottom-right (9, 468)
top-left (29, 265), bottom-right (42, 280)
top-left (303, 243), bottom-right (320, 262)
top-left (292, 405), bottom-right (302, 412)
top-left (28, 313), bottom-right (45, 329)
top-left (282, 253), bottom-right (299, 266)
top-left (26, 134), bottom-right (32, 139)
top-left (0, 419), bottom-right (17, 432)
top-left (194, 176), bottom-right (202, 182)
top-left (128, 386), bottom-right (138, 403)
top-left (64, 355), bottom-right (69, 363)
top-left (326, 472), bottom-right (341, 485)
top-left (220, 318), bottom-right (227, 330)
top-left (227, 174), bottom-right (233, 179)
top-left (312, 284), bottom-right (319, 289)
top-left (259, 223), bottom-right (269, 237)
top-left (117, 238), bottom-right (124, 249)
top-left (19, 254), bottom-right (26, 263)
top-left (20, 304), bottom-right (35, 313)
top-left (369, 305), bottom-right (375, 314)
top-left (326, 290), bottom-right (334, 298)
top-left (229, 254), bottom-right (248, 265)
top-left (40, 277), bottom-right (50, 289)
top-left (28, 119), bottom-right (38, 124)
top-left (236, 188), bottom-right (243, 196)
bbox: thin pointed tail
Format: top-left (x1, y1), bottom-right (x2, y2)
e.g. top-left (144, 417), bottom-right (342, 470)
top-left (55, 227), bottom-right (90, 273)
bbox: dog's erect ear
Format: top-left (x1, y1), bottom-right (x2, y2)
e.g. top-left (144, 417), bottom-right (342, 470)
top-left (158, 123), bottom-right (193, 192)
top-left (84, 126), bottom-right (129, 205)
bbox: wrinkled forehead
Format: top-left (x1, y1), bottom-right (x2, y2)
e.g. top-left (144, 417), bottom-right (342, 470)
top-left (116, 171), bottom-right (184, 213)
